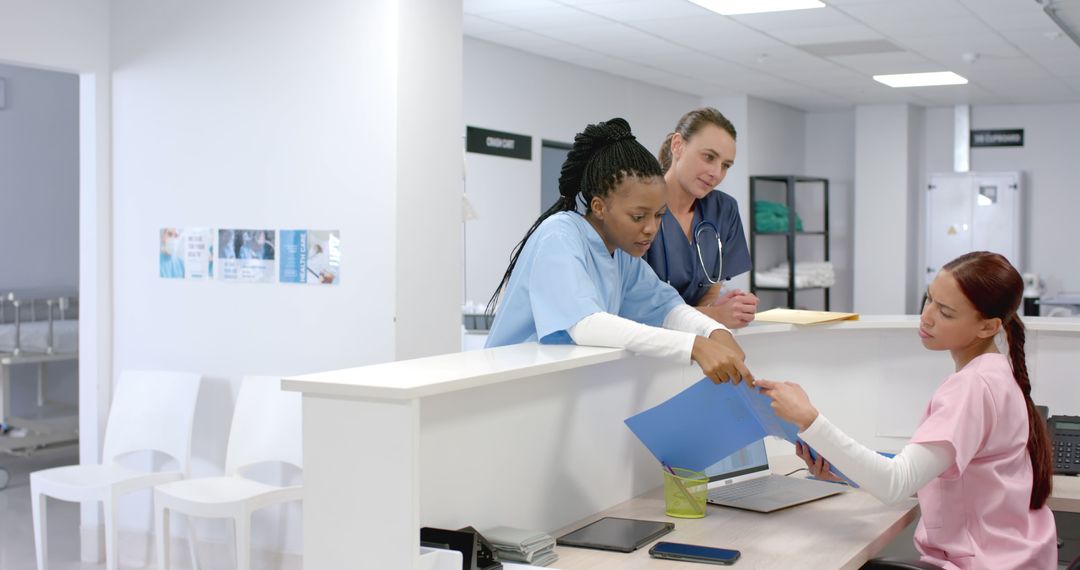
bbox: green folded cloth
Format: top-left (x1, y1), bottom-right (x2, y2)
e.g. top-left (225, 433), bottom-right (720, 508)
top-left (754, 200), bottom-right (803, 232)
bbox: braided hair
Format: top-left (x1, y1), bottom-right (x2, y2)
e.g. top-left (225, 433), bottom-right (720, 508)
top-left (943, 251), bottom-right (1053, 509)
top-left (486, 118), bottom-right (663, 315)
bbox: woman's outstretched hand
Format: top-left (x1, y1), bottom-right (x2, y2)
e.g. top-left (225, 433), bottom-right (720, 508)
top-left (754, 379), bottom-right (818, 431)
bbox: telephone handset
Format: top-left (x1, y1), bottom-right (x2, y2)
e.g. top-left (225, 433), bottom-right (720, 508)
top-left (1048, 415), bottom-right (1080, 476)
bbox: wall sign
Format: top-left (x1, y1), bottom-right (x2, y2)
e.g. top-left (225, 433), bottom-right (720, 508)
top-left (466, 126), bottom-right (532, 160)
top-left (970, 129), bottom-right (1024, 148)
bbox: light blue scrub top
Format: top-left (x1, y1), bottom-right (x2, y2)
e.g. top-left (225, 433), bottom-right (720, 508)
top-left (485, 211), bottom-right (685, 348)
top-left (160, 253), bottom-right (185, 278)
top-left (644, 190), bottom-right (751, 306)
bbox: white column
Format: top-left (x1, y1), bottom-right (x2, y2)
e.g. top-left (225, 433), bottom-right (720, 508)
top-left (853, 105), bottom-right (919, 314)
top-left (395, 0), bottom-right (465, 360)
top-left (78, 70), bottom-right (113, 562)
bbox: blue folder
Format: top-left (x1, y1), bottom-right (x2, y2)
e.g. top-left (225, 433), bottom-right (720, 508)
top-left (624, 378), bottom-right (855, 482)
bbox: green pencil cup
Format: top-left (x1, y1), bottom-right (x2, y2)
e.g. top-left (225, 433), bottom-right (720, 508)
top-left (663, 467), bottom-right (708, 519)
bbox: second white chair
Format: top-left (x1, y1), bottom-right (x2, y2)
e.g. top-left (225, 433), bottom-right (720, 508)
top-left (154, 375), bottom-right (303, 570)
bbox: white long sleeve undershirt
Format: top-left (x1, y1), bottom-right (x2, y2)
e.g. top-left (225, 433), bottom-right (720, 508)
top-left (799, 414), bottom-right (954, 504)
top-left (566, 305), bottom-right (728, 363)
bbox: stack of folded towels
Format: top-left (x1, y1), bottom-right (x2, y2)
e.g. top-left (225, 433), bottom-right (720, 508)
top-left (755, 261), bottom-right (836, 289)
top-left (482, 526), bottom-right (559, 567)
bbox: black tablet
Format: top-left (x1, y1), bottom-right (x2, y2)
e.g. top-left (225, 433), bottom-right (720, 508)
top-left (556, 516), bottom-right (674, 553)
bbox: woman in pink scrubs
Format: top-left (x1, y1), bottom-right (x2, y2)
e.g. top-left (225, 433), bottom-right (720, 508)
top-left (758, 251), bottom-right (1056, 570)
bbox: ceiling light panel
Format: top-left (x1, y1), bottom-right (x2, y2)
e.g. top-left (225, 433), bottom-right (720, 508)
top-left (873, 71), bottom-right (968, 87)
top-left (686, 0), bottom-right (825, 16)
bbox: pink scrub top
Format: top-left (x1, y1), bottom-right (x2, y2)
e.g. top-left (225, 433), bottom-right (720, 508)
top-left (910, 352), bottom-right (1056, 570)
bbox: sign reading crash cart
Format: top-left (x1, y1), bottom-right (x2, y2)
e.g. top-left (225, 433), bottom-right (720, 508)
top-left (970, 129), bottom-right (1024, 148)
top-left (466, 126), bottom-right (532, 160)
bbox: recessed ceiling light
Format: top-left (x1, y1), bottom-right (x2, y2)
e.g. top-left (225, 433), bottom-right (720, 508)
top-left (687, 0), bottom-right (825, 16)
top-left (873, 71), bottom-right (968, 88)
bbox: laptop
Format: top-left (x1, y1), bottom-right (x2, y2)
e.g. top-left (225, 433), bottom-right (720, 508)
top-left (704, 439), bottom-right (846, 513)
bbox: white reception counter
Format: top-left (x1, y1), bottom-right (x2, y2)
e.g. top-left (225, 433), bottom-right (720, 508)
top-left (283, 316), bottom-right (1080, 569)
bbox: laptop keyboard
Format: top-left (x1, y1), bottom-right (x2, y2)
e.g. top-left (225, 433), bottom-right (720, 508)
top-left (708, 476), bottom-right (781, 502)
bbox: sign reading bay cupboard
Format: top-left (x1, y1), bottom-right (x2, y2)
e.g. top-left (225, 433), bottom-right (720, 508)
top-left (970, 129), bottom-right (1024, 148)
top-left (466, 126), bottom-right (532, 160)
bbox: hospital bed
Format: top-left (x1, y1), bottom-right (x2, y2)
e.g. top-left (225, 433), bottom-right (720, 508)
top-left (0, 292), bottom-right (79, 490)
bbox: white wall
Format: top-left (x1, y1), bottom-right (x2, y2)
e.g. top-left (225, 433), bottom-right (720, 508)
top-left (0, 63), bottom-right (79, 291)
top-left (110, 0), bottom-right (403, 554)
top-left (970, 103), bottom-right (1080, 297)
top-left (918, 103), bottom-right (1080, 301)
top-left (0, 0), bottom-right (112, 559)
top-left (463, 38), bottom-right (700, 308)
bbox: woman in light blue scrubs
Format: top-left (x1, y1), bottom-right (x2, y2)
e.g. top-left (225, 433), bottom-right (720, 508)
top-left (485, 118), bottom-right (752, 385)
top-left (645, 108), bottom-right (758, 329)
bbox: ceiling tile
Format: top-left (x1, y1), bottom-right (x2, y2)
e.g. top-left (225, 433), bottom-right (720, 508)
top-left (624, 15), bottom-right (779, 49)
top-left (837, 0), bottom-right (972, 24)
top-left (573, 0), bottom-right (715, 22)
top-left (584, 36), bottom-right (689, 59)
top-left (954, 57), bottom-right (1059, 82)
top-left (973, 9), bottom-right (1059, 33)
top-left (730, 6), bottom-right (859, 30)
top-left (537, 21), bottom-right (657, 43)
top-left (1000, 28), bottom-right (1080, 58)
top-left (1041, 52), bottom-right (1080, 77)
top-left (862, 16), bottom-right (997, 38)
top-left (894, 33), bottom-right (1023, 62)
top-left (480, 5), bottom-right (610, 29)
top-left (979, 79), bottom-right (1080, 103)
top-left (463, 14), bottom-right (518, 36)
top-left (769, 23), bottom-right (884, 45)
top-left (1060, 75), bottom-right (1080, 90)
top-left (466, 29), bottom-right (592, 59)
top-left (723, 46), bottom-right (839, 72)
top-left (631, 50), bottom-right (748, 74)
top-left (464, 0), bottom-right (563, 15)
top-left (827, 51), bottom-right (939, 75)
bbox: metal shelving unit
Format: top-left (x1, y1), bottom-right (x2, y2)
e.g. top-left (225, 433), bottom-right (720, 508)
top-left (749, 175), bottom-right (830, 310)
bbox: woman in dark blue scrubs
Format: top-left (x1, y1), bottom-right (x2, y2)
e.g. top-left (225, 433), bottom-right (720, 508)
top-left (644, 108), bottom-right (759, 328)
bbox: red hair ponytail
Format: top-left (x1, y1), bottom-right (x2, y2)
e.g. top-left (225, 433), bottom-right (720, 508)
top-left (944, 252), bottom-right (1053, 509)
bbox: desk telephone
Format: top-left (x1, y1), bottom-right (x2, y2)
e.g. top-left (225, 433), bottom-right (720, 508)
top-left (1049, 415), bottom-right (1080, 476)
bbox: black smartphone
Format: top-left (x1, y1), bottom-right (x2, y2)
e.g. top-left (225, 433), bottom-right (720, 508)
top-left (649, 541), bottom-right (741, 565)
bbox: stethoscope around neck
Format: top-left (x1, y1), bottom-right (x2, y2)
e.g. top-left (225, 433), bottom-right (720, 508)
top-left (658, 200), bottom-right (723, 288)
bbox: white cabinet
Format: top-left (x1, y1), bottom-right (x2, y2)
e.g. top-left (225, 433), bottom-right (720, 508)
top-left (925, 172), bottom-right (1022, 284)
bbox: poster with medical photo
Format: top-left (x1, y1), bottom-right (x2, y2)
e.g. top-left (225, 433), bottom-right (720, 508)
top-left (217, 229), bottom-right (278, 283)
top-left (279, 230), bottom-right (340, 285)
top-left (159, 227), bottom-right (214, 280)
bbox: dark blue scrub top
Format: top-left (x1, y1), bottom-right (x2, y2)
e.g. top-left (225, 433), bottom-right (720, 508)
top-left (644, 190), bottom-right (752, 306)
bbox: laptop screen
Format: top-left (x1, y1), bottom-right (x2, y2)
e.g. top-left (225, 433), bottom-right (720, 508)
top-left (702, 439), bottom-right (769, 483)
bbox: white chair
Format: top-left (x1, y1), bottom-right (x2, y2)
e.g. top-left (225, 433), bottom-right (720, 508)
top-left (154, 375), bottom-right (302, 570)
top-left (30, 370), bottom-right (203, 570)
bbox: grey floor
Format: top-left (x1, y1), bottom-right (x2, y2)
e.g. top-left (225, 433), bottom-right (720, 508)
top-left (0, 444), bottom-right (99, 570)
